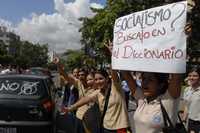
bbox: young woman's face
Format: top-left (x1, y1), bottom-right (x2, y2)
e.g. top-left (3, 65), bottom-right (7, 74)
top-left (141, 73), bottom-right (158, 97)
top-left (86, 74), bottom-right (94, 87)
top-left (94, 73), bottom-right (108, 90)
top-left (188, 71), bottom-right (200, 87)
top-left (73, 68), bottom-right (79, 78)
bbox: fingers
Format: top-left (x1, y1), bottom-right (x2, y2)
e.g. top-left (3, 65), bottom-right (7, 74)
top-left (61, 106), bottom-right (68, 114)
top-left (104, 39), bottom-right (113, 56)
top-left (104, 39), bottom-right (113, 47)
top-left (108, 39), bottom-right (112, 45)
top-left (53, 57), bottom-right (59, 64)
top-left (104, 41), bottom-right (109, 48)
top-left (185, 23), bottom-right (192, 35)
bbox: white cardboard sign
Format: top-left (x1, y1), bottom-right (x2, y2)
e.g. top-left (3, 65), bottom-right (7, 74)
top-left (112, 1), bottom-right (187, 73)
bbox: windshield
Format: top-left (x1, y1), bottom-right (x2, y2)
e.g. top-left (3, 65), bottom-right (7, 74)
top-left (0, 78), bottom-right (47, 99)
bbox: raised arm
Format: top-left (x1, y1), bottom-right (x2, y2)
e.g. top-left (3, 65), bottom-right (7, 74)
top-left (167, 24), bottom-right (191, 98)
top-left (168, 74), bottom-right (182, 98)
top-left (65, 96), bottom-right (92, 112)
top-left (104, 40), bottom-right (137, 94)
top-left (121, 71), bottom-right (137, 95)
top-left (110, 69), bottom-right (119, 82)
top-left (54, 57), bottom-right (77, 85)
top-left (104, 40), bottom-right (120, 83)
top-left (63, 90), bottom-right (98, 113)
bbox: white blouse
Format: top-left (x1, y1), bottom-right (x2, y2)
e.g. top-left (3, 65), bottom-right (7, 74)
top-left (184, 86), bottom-right (200, 121)
top-left (134, 91), bottom-right (179, 133)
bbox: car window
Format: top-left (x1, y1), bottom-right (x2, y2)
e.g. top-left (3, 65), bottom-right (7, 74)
top-left (0, 78), bottom-right (47, 99)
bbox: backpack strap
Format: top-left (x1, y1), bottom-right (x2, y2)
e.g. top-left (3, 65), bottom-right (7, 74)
top-left (100, 86), bottom-right (112, 133)
top-left (159, 99), bottom-right (174, 128)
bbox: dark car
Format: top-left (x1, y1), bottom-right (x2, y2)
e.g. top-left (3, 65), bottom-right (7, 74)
top-left (29, 67), bottom-right (52, 77)
top-left (0, 74), bottom-right (55, 133)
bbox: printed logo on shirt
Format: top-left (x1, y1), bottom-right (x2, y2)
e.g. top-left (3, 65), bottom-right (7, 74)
top-left (152, 115), bottom-right (162, 125)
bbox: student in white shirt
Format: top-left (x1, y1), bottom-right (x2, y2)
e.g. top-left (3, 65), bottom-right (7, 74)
top-left (183, 67), bottom-right (200, 133)
top-left (127, 72), bottom-right (181, 133)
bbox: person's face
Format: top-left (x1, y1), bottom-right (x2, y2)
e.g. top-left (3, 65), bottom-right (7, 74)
top-left (73, 69), bottom-right (79, 78)
top-left (141, 73), bottom-right (158, 97)
top-left (78, 71), bottom-right (86, 81)
top-left (94, 73), bottom-right (108, 90)
top-left (188, 71), bottom-right (200, 87)
top-left (86, 74), bottom-right (94, 87)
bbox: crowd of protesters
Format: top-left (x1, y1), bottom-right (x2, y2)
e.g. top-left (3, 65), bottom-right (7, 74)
top-left (0, 64), bottom-right (26, 74)
top-left (1, 61), bottom-right (199, 133)
top-left (52, 37), bottom-right (200, 133)
top-left (1, 4), bottom-right (199, 132)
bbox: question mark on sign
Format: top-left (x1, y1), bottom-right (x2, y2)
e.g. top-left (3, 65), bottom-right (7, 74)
top-left (171, 3), bottom-right (186, 31)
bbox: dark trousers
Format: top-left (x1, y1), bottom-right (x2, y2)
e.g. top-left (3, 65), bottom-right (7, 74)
top-left (103, 128), bottom-right (130, 133)
top-left (188, 119), bottom-right (200, 133)
top-left (56, 112), bottom-right (84, 133)
top-left (74, 117), bottom-right (84, 133)
top-left (103, 128), bottom-right (117, 133)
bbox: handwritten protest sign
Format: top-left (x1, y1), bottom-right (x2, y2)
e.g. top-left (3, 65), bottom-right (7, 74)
top-left (112, 1), bottom-right (187, 73)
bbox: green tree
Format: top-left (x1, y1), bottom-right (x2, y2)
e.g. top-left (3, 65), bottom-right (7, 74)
top-left (79, 0), bottom-right (157, 65)
top-left (0, 40), bottom-right (7, 55)
top-left (0, 31), bottom-right (49, 67)
top-left (187, 1), bottom-right (200, 65)
top-left (16, 41), bottom-right (49, 67)
top-left (62, 49), bottom-right (85, 70)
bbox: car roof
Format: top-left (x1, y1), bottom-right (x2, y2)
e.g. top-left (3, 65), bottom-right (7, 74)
top-left (30, 67), bottom-right (48, 70)
top-left (0, 74), bottom-right (49, 80)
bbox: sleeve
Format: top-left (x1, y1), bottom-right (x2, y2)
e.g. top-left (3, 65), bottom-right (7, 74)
top-left (87, 90), bottom-right (99, 102)
top-left (182, 87), bottom-right (191, 101)
top-left (112, 79), bottom-right (122, 92)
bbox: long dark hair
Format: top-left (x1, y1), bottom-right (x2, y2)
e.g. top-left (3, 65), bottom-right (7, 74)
top-left (95, 69), bottom-right (111, 84)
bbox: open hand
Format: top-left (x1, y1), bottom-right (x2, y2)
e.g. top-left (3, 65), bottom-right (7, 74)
top-left (53, 57), bottom-right (59, 64)
top-left (104, 39), bottom-right (113, 55)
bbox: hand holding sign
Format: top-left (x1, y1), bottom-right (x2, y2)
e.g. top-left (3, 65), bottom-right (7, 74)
top-left (112, 1), bottom-right (187, 73)
top-left (184, 23), bottom-right (192, 36)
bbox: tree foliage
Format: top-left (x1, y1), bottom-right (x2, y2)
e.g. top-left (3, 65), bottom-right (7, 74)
top-left (0, 40), bottom-right (8, 55)
top-left (0, 39), bottom-right (49, 68)
top-left (62, 49), bottom-right (85, 70)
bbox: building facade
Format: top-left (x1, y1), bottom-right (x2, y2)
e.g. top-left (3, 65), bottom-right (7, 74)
top-left (0, 26), bottom-right (20, 55)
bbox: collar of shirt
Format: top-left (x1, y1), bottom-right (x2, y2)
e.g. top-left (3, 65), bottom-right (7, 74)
top-left (144, 97), bottom-right (160, 105)
top-left (191, 86), bottom-right (200, 93)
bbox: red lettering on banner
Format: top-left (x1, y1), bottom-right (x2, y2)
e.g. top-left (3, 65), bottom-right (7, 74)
top-left (115, 27), bottom-right (166, 45)
top-left (113, 48), bottom-right (120, 58)
top-left (122, 45), bottom-right (133, 58)
top-left (117, 46), bottom-right (184, 60)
